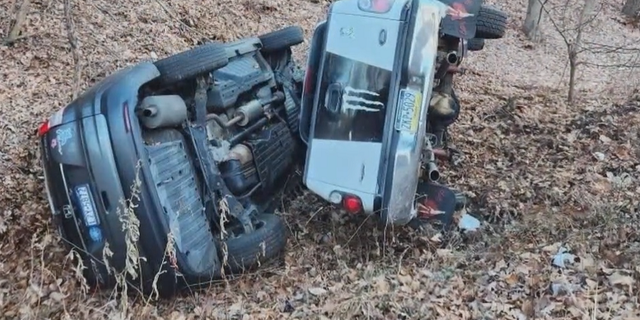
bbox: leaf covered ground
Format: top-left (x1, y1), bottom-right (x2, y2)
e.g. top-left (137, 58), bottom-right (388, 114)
top-left (1, 0), bottom-right (639, 319)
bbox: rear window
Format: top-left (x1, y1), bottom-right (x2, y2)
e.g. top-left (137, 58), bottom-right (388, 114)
top-left (312, 52), bottom-right (392, 143)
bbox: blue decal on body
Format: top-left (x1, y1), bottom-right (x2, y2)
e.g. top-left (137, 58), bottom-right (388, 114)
top-left (89, 226), bottom-right (103, 242)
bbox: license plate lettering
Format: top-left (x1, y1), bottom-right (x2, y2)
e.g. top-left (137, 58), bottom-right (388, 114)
top-left (395, 89), bottom-right (422, 133)
top-left (75, 185), bottom-right (99, 227)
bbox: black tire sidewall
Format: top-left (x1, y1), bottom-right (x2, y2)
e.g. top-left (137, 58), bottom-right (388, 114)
top-left (220, 214), bottom-right (287, 273)
top-left (154, 43), bottom-right (229, 86)
top-left (467, 38), bottom-right (485, 51)
top-left (475, 6), bottom-right (507, 39)
top-left (259, 26), bottom-right (304, 53)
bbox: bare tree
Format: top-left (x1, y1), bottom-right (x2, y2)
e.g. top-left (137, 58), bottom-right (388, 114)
top-left (567, 0), bottom-right (596, 102)
top-left (622, 0), bottom-right (640, 18)
top-left (538, 0), bottom-right (640, 102)
top-left (3, 0), bottom-right (30, 45)
top-left (542, 0), bottom-right (597, 102)
top-left (523, 0), bottom-right (547, 42)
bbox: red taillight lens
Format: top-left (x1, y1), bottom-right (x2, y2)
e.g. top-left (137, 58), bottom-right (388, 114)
top-left (358, 0), bottom-right (395, 13)
top-left (37, 120), bottom-right (50, 137)
top-left (303, 67), bottom-right (314, 95)
top-left (343, 195), bottom-right (363, 214)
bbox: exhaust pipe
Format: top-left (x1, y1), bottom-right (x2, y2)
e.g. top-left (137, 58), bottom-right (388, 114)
top-left (427, 161), bottom-right (440, 182)
top-left (424, 139), bottom-right (440, 183)
top-left (445, 51), bottom-right (459, 65)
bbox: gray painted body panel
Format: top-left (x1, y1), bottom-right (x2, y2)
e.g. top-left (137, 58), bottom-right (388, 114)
top-left (306, 140), bottom-right (381, 212)
top-left (324, 13), bottom-right (401, 71)
top-left (304, 0), bottom-right (447, 224)
top-left (304, 3), bottom-right (403, 213)
top-left (330, 0), bottom-right (409, 19)
top-left (384, 1), bottom-right (446, 225)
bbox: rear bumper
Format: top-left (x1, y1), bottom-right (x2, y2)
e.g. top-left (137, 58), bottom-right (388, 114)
top-left (41, 116), bottom-right (133, 285)
top-left (39, 62), bottom-right (184, 294)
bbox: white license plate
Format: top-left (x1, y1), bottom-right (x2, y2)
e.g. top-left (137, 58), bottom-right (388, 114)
top-left (75, 184), bottom-right (99, 227)
top-left (394, 88), bottom-right (423, 133)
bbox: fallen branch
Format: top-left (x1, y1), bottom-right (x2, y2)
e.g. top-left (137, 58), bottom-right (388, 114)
top-left (63, 0), bottom-right (82, 99)
top-left (3, 0), bottom-right (31, 45)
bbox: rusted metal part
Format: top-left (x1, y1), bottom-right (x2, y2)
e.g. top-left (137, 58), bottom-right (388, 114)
top-left (447, 65), bottom-right (466, 74)
top-left (433, 148), bottom-right (450, 160)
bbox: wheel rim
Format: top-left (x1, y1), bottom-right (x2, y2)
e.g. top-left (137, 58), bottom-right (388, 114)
top-left (225, 218), bottom-right (266, 239)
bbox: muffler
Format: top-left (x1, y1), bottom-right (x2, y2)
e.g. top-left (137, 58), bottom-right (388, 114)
top-left (138, 95), bottom-right (188, 129)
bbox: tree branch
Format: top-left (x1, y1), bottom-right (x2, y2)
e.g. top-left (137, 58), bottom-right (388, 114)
top-left (64, 0), bottom-right (82, 99)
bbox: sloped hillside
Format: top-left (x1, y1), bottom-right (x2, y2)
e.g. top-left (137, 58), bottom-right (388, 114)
top-left (1, 0), bottom-right (639, 319)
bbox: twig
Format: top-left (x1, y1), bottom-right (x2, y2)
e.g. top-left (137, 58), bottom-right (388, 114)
top-left (153, 0), bottom-right (206, 38)
top-left (63, 0), bottom-right (82, 99)
top-left (4, 0), bottom-right (31, 45)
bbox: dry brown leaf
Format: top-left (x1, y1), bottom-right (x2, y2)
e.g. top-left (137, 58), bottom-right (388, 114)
top-left (608, 272), bottom-right (634, 288)
top-left (521, 299), bottom-right (535, 318)
top-left (169, 311), bottom-right (186, 320)
top-left (374, 276), bottom-right (390, 294)
top-left (2, 0), bottom-right (640, 319)
top-left (48, 291), bottom-right (66, 302)
top-left (504, 273), bottom-right (519, 286)
top-left (308, 287), bottom-right (328, 296)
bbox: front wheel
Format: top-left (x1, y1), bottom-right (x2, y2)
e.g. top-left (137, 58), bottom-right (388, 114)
top-left (259, 26), bottom-right (305, 53)
top-left (153, 42), bottom-right (229, 86)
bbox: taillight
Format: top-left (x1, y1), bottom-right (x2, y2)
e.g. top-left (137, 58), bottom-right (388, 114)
top-left (342, 194), bottom-right (363, 214)
top-left (303, 67), bottom-right (314, 95)
top-left (358, 0), bottom-right (395, 13)
top-left (37, 120), bottom-right (50, 137)
top-left (38, 107), bottom-right (66, 137)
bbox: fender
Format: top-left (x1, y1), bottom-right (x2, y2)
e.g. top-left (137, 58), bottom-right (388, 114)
top-left (438, 0), bottom-right (482, 39)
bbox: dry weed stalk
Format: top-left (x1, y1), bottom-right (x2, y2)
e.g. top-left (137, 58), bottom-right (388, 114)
top-left (102, 241), bottom-right (114, 275)
top-left (104, 159), bottom-right (144, 318)
top-left (117, 160), bottom-right (144, 280)
top-left (64, 249), bottom-right (89, 295)
top-left (152, 232), bottom-right (175, 298)
top-left (218, 196), bottom-right (230, 277)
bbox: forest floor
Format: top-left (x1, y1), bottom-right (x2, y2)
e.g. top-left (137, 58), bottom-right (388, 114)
top-left (1, 0), bottom-right (640, 319)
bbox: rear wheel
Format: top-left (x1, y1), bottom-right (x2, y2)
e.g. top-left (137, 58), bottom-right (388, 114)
top-left (475, 6), bottom-right (508, 39)
top-left (259, 26), bottom-right (305, 53)
top-left (467, 38), bottom-right (485, 51)
top-left (219, 213), bottom-right (287, 273)
top-left (154, 42), bottom-right (229, 86)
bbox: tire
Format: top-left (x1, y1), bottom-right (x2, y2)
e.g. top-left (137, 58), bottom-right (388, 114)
top-left (475, 5), bottom-right (508, 39)
top-left (259, 26), bottom-right (305, 53)
top-left (220, 213), bottom-right (287, 273)
top-left (154, 42), bottom-right (229, 86)
top-left (467, 38), bottom-right (485, 51)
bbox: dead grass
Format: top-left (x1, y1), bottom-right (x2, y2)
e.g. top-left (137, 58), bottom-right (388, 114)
top-left (1, 0), bottom-right (639, 319)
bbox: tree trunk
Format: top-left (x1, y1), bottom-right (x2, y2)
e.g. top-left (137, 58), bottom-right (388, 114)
top-left (4, 0), bottom-right (30, 44)
top-left (523, 0), bottom-right (545, 42)
top-left (622, 0), bottom-right (640, 17)
top-left (566, 0), bottom-right (595, 104)
top-left (568, 52), bottom-right (577, 103)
